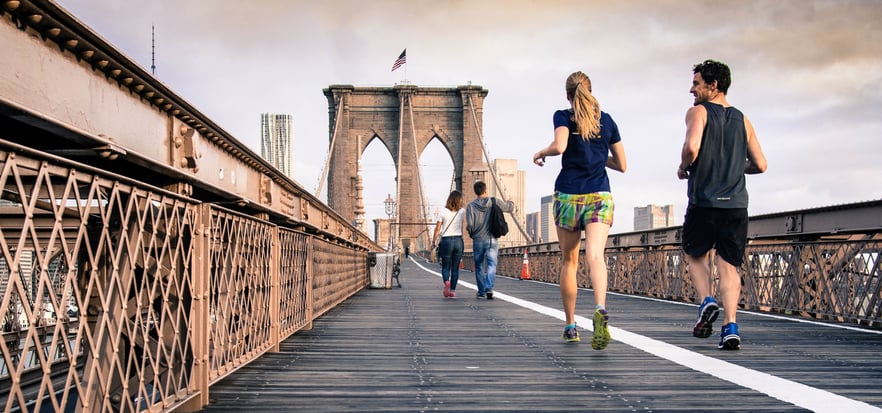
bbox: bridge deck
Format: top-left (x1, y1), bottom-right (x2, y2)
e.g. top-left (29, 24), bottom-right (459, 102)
top-left (199, 258), bottom-right (882, 413)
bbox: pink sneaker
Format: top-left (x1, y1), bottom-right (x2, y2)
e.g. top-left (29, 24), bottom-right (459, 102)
top-left (448, 291), bottom-right (456, 299)
top-left (443, 281), bottom-right (451, 297)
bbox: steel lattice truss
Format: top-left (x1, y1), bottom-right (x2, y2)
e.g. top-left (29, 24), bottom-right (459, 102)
top-left (0, 149), bottom-right (198, 412)
top-left (496, 239), bottom-right (881, 328)
top-left (0, 148), bottom-right (370, 412)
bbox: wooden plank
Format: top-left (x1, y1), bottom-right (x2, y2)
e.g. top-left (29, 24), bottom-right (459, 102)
top-left (200, 259), bottom-right (882, 412)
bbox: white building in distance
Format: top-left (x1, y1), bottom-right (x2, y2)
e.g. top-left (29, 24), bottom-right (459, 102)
top-left (634, 204), bottom-right (675, 230)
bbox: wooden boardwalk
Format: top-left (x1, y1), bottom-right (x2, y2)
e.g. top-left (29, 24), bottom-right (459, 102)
top-left (199, 257), bottom-right (882, 412)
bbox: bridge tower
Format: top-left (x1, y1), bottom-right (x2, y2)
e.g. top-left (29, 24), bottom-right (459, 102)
top-left (322, 84), bottom-right (488, 252)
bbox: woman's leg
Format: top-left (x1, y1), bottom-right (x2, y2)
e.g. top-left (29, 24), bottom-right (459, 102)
top-left (450, 237), bottom-right (464, 290)
top-left (584, 222), bottom-right (611, 307)
top-left (585, 221), bottom-right (612, 349)
top-left (557, 226), bottom-right (582, 326)
top-left (439, 238), bottom-right (452, 282)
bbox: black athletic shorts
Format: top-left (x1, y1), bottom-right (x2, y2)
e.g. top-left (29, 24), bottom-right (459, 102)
top-left (682, 207), bottom-right (748, 267)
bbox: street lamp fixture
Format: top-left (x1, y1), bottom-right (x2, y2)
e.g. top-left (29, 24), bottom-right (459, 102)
top-left (384, 193), bottom-right (395, 218)
top-left (384, 193), bottom-right (396, 252)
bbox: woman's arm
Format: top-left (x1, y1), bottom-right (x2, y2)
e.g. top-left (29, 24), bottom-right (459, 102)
top-left (533, 126), bottom-right (570, 166)
top-left (432, 220), bottom-right (442, 246)
top-left (606, 141), bottom-right (627, 173)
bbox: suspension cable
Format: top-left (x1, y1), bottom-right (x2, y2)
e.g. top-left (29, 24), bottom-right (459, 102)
top-left (407, 93), bottom-right (432, 249)
top-left (315, 98), bottom-right (345, 198)
top-left (466, 94), bottom-right (533, 243)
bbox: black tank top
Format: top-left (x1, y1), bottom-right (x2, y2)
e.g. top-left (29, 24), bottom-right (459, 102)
top-left (687, 102), bottom-right (748, 208)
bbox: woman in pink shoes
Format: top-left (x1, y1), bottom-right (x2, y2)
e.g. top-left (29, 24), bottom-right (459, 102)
top-left (432, 190), bottom-right (465, 298)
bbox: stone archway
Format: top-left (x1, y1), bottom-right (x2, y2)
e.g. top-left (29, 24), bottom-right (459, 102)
top-left (323, 84), bottom-right (489, 251)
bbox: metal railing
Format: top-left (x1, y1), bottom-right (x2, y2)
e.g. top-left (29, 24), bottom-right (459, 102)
top-left (464, 213), bottom-right (881, 329)
top-left (0, 145), bottom-right (371, 412)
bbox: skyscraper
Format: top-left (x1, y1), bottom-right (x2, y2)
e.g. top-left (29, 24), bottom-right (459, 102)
top-left (260, 113), bottom-right (293, 177)
top-left (487, 159), bottom-right (526, 248)
top-left (526, 212), bottom-right (539, 244)
top-left (540, 194), bottom-right (558, 243)
top-left (634, 204), bottom-right (675, 230)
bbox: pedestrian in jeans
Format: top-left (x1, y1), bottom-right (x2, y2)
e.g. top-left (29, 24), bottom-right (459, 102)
top-left (432, 190), bottom-right (465, 299)
top-left (678, 59), bottom-right (767, 350)
top-left (532, 71), bottom-right (627, 349)
top-left (465, 181), bottom-right (512, 300)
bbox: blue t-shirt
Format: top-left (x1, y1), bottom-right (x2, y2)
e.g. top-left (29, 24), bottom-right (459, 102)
top-left (552, 109), bottom-right (621, 194)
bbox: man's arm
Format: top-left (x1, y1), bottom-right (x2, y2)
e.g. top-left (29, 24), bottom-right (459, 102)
top-left (743, 116), bottom-right (767, 175)
top-left (678, 105), bottom-right (706, 179)
top-left (495, 197), bottom-right (515, 213)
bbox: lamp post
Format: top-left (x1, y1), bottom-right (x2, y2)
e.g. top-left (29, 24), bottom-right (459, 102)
top-left (384, 193), bottom-right (396, 252)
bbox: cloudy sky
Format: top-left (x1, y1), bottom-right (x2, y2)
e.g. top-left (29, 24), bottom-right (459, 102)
top-left (56, 0), bottom-right (882, 237)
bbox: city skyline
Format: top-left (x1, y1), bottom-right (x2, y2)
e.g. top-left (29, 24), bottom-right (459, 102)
top-left (55, 0), bottom-right (882, 236)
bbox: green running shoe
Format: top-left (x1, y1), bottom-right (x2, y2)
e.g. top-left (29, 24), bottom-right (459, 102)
top-left (592, 309), bottom-right (610, 350)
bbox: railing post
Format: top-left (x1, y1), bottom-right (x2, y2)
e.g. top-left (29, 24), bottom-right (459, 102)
top-left (179, 204), bottom-right (212, 411)
top-left (270, 226), bottom-right (282, 351)
top-left (303, 236), bottom-right (314, 331)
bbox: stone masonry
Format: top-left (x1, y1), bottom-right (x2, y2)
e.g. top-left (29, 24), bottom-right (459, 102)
top-left (323, 84), bottom-right (489, 251)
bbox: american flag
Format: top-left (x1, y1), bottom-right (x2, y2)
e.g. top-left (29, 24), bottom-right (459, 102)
top-left (391, 49), bottom-right (406, 71)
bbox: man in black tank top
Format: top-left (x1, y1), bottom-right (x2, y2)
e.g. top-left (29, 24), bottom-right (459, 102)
top-left (677, 60), bottom-right (768, 350)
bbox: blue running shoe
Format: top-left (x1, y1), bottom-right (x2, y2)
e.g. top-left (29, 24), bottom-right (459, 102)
top-left (562, 324), bottom-right (580, 343)
top-left (719, 323), bottom-right (741, 350)
top-left (693, 296), bottom-right (722, 338)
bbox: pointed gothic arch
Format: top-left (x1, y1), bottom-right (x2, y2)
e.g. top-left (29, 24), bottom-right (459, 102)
top-left (424, 132), bottom-right (457, 188)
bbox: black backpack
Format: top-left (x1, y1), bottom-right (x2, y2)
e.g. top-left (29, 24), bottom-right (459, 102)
top-left (488, 197), bottom-right (509, 238)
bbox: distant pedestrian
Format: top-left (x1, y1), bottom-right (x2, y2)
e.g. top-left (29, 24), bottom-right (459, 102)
top-left (678, 59), bottom-right (767, 350)
top-left (465, 181), bottom-right (513, 300)
top-left (432, 190), bottom-right (465, 299)
top-left (532, 71), bottom-right (627, 349)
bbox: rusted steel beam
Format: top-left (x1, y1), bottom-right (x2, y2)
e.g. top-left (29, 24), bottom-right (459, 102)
top-left (0, 0), bottom-right (378, 252)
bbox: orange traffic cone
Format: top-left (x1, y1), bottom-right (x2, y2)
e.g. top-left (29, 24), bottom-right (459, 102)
top-left (520, 249), bottom-right (531, 280)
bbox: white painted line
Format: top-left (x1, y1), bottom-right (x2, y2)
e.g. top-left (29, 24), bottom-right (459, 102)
top-left (410, 258), bottom-right (882, 413)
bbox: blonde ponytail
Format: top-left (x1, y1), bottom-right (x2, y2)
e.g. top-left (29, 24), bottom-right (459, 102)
top-left (565, 72), bottom-right (601, 139)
